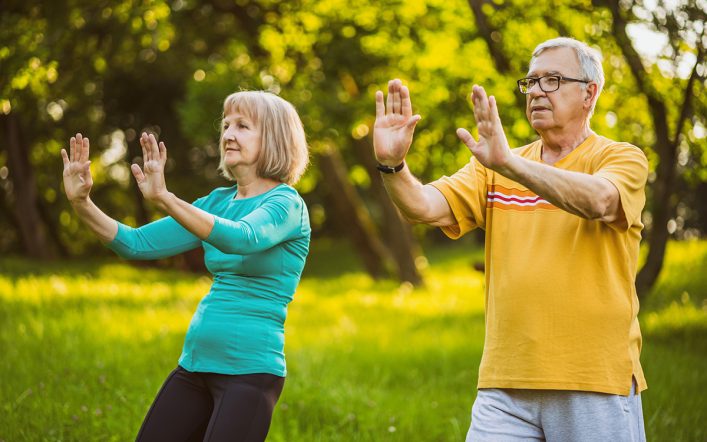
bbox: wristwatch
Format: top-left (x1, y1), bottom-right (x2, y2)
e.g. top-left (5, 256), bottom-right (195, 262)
top-left (376, 161), bottom-right (405, 174)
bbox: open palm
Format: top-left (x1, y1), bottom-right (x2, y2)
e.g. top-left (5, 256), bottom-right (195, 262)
top-left (373, 79), bottom-right (421, 165)
top-left (457, 85), bottom-right (513, 171)
top-left (61, 133), bottom-right (93, 203)
top-left (131, 132), bottom-right (169, 202)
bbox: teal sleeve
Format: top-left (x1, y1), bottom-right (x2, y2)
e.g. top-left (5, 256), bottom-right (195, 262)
top-left (106, 195), bottom-right (208, 260)
top-left (107, 217), bottom-right (202, 260)
top-left (206, 193), bottom-right (305, 255)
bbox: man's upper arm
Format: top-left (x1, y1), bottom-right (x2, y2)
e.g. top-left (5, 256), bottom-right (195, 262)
top-left (593, 144), bottom-right (649, 231)
top-left (427, 159), bottom-right (488, 239)
top-left (421, 184), bottom-right (456, 227)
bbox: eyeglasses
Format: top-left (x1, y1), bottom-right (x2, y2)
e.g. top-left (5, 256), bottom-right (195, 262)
top-left (517, 75), bottom-right (590, 94)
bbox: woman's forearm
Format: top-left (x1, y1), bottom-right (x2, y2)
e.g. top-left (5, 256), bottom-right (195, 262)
top-left (70, 198), bottom-right (119, 243)
top-left (155, 192), bottom-right (215, 240)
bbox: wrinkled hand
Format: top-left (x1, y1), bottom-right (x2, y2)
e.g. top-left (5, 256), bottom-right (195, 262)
top-left (457, 85), bottom-right (514, 172)
top-left (131, 132), bottom-right (169, 203)
top-left (61, 133), bottom-right (93, 203)
top-left (373, 79), bottom-right (422, 166)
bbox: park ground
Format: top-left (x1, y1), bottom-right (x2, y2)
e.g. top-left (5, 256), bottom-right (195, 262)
top-left (1, 239), bottom-right (705, 441)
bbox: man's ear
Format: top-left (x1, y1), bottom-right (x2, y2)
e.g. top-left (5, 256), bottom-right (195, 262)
top-left (585, 82), bottom-right (599, 109)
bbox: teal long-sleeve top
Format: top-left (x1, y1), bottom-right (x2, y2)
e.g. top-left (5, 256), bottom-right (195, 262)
top-left (107, 184), bottom-right (311, 377)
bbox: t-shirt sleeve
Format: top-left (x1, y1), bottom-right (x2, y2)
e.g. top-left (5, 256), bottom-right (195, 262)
top-left (428, 158), bottom-right (488, 239)
top-left (106, 195), bottom-right (209, 260)
top-left (205, 190), bottom-right (307, 255)
top-left (593, 143), bottom-right (649, 232)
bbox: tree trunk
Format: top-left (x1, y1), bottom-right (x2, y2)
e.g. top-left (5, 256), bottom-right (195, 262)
top-left (1, 113), bottom-right (54, 259)
top-left (353, 138), bottom-right (424, 286)
top-left (317, 147), bottom-right (393, 280)
top-left (467, 0), bottom-right (527, 110)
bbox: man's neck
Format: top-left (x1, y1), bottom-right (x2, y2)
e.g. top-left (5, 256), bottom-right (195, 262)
top-left (539, 124), bottom-right (594, 165)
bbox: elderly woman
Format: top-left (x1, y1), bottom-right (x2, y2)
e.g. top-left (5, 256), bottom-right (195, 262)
top-left (61, 91), bottom-right (310, 441)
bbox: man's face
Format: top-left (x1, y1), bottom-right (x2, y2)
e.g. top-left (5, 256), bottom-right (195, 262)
top-left (525, 47), bottom-right (591, 133)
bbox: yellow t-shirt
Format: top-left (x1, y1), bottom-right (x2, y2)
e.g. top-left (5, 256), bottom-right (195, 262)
top-left (430, 134), bottom-right (649, 395)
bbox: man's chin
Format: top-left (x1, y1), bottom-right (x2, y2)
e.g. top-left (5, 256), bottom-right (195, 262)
top-left (530, 119), bottom-right (553, 131)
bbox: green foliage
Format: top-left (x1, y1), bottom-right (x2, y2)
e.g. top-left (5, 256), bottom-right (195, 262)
top-left (1, 0), bottom-right (705, 255)
top-left (1, 240), bottom-right (705, 440)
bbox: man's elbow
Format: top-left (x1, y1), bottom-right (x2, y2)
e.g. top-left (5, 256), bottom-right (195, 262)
top-left (587, 187), bottom-right (621, 223)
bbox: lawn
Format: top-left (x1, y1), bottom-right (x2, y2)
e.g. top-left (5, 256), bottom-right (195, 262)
top-left (0, 239), bottom-right (705, 441)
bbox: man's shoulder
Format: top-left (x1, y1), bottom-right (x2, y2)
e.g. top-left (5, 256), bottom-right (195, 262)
top-left (586, 134), bottom-right (648, 170)
top-left (591, 134), bottom-right (644, 155)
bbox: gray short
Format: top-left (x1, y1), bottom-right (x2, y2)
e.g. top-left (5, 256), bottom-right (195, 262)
top-left (466, 379), bottom-right (646, 442)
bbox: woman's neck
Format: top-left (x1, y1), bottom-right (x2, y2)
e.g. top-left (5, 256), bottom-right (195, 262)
top-left (233, 175), bottom-right (281, 199)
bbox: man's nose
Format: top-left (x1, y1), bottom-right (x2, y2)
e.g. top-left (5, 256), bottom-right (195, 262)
top-left (527, 82), bottom-right (545, 97)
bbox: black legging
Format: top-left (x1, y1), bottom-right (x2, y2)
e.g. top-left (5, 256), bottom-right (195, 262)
top-left (135, 366), bottom-right (285, 442)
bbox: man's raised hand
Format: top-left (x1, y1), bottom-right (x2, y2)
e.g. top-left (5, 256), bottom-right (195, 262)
top-left (373, 79), bottom-right (421, 167)
top-left (457, 85), bottom-right (514, 173)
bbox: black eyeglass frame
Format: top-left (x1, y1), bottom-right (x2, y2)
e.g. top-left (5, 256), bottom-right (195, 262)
top-left (517, 75), bottom-right (590, 94)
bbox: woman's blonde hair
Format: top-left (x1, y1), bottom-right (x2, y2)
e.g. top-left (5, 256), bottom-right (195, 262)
top-left (218, 91), bottom-right (309, 185)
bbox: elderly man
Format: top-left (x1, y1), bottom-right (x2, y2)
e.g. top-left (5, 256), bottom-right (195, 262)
top-left (373, 37), bottom-right (648, 441)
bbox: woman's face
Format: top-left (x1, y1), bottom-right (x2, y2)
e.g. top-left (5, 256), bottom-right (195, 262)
top-left (221, 110), bottom-right (262, 173)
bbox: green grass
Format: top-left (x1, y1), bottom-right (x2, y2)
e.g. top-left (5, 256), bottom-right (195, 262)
top-left (0, 239), bottom-right (705, 441)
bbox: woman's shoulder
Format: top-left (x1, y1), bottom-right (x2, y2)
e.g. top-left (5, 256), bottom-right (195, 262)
top-left (193, 185), bottom-right (237, 207)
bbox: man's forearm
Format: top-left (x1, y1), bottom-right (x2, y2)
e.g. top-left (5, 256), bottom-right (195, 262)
top-left (380, 165), bottom-right (455, 226)
top-left (499, 155), bottom-right (619, 222)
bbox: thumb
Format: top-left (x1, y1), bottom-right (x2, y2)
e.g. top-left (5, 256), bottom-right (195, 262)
top-left (405, 114), bottom-right (422, 129)
top-left (83, 161), bottom-right (93, 185)
top-left (456, 128), bottom-right (477, 152)
top-left (131, 164), bottom-right (145, 183)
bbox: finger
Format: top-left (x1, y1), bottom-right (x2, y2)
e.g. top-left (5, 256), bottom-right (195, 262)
top-left (473, 85), bottom-right (490, 117)
top-left (76, 133), bottom-right (83, 161)
top-left (489, 95), bottom-right (502, 124)
top-left (401, 86), bottom-right (413, 118)
top-left (131, 164), bottom-right (145, 183)
top-left (80, 136), bottom-right (90, 163)
top-left (61, 148), bottom-right (70, 167)
top-left (456, 128), bottom-right (477, 152)
top-left (149, 134), bottom-right (160, 160)
top-left (405, 114), bottom-right (422, 129)
top-left (393, 80), bottom-right (402, 115)
top-left (82, 161), bottom-right (93, 186)
top-left (140, 133), bottom-right (149, 162)
top-left (375, 90), bottom-right (385, 119)
top-left (158, 141), bottom-right (167, 162)
top-left (386, 80), bottom-right (394, 116)
top-left (69, 137), bottom-right (76, 162)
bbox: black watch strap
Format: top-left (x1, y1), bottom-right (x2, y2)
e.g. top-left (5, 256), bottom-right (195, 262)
top-left (376, 161), bottom-right (405, 174)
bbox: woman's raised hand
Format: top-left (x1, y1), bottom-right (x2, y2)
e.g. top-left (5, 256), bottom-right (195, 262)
top-left (131, 132), bottom-right (169, 203)
top-left (373, 79), bottom-right (422, 166)
top-left (61, 133), bottom-right (94, 203)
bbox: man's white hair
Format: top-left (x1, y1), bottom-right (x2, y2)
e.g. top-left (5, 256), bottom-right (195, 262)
top-left (531, 37), bottom-right (605, 117)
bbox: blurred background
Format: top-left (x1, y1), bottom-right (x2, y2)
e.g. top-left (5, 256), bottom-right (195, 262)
top-left (1, 0), bottom-right (705, 294)
top-left (1, 0), bottom-right (705, 440)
